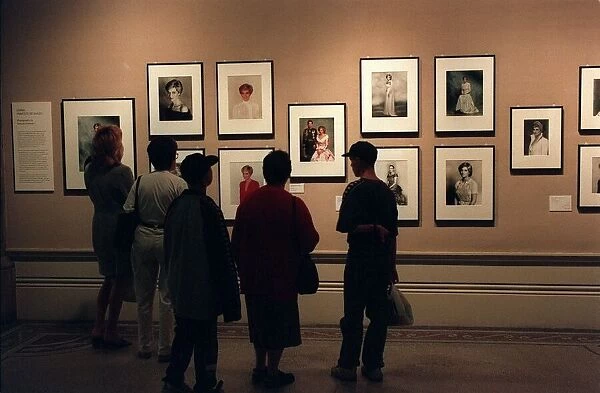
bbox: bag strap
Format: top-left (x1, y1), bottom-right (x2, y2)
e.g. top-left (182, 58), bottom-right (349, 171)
top-left (133, 176), bottom-right (141, 214)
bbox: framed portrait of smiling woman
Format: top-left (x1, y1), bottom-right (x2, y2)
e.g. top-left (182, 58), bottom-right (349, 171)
top-left (147, 62), bottom-right (204, 139)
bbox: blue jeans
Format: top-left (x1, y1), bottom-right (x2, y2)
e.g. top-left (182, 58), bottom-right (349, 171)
top-left (337, 262), bottom-right (390, 370)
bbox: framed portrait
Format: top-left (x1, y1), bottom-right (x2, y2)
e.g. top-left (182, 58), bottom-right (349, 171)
top-left (510, 106), bottom-right (563, 170)
top-left (150, 148), bottom-right (205, 175)
top-left (288, 103), bottom-right (346, 180)
top-left (217, 60), bottom-right (274, 139)
top-left (434, 146), bottom-right (495, 222)
top-left (218, 148), bottom-right (273, 219)
top-left (578, 144), bottom-right (600, 208)
top-left (435, 55), bottom-right (495, 134)
top-left (374, 147), bottom-right (419, 221)
top-left (360, 57), bottom-right (419, 136)
top-left (61, 98), bottom-right (136, 191)
top-left (578, 66), bottom-right (600, 134)
top-left (147, 62), bottom-right (204, 138)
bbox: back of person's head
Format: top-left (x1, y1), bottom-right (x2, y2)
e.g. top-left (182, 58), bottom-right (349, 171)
top-left (92, 125), bottom-right (123, 164)
top-left (342, 141), bottom-right (378, 167)
top-left (263, 150), bottom-right (291, 186)
top-left (180, 153), bottom-right (218, 187)
top-left (147, 136), bottom-right (177, 171)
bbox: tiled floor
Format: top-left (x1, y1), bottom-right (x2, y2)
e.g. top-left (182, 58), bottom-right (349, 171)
top-left (1, 322), bottom-right (599, 392)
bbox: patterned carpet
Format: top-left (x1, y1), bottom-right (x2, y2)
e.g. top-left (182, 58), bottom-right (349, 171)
top-left (2, 322), bottom-right (599, 361)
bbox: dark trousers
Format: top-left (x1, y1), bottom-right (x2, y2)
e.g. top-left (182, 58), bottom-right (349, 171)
top-left (337, 263), bottom-right (389, 370)
top-left (164, 316), bottom-right (218, 392)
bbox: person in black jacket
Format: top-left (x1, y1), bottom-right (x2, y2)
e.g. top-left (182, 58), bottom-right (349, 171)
top-left (161, 153), bottom-right (241, 393)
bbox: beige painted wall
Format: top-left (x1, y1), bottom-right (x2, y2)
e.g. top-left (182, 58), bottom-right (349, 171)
top-left (2, 0), bottom-right (599, 255)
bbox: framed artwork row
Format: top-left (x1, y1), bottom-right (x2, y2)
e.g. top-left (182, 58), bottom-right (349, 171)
top-left (61, 98), bottom-right (136, 191)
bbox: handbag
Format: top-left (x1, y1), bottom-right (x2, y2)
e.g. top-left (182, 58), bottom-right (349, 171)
top-left (292, 197), bottom-right (319, 295)
top-left (387, 283), bottom-right (414, 326)
top-left (114, 176), bottom-right (141, 252)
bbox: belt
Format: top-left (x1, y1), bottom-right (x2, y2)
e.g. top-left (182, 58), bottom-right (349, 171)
top-left (141, 222), bottom-right (163, 229)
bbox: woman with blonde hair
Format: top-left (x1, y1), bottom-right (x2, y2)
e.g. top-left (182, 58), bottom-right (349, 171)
top-left (84, 125), bottom-right (134, 349)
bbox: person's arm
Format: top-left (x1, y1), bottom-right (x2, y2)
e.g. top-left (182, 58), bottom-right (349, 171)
top-left (123, 178), bottom-right (138, 213)
top-left (470, 180), bottom-right (479, 205)
top-left (294, 198), bottom-right (320, 254)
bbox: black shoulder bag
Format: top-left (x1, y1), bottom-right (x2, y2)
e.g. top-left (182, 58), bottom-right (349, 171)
top-left (292, 196), bottom-right (319, 295)
top-left (114, 176), bottom-right (141, 251)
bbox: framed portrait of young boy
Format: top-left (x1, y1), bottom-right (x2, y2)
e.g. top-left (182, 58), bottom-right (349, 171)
top-left (218, 148), bottom-right (273, 220)
top-left (435, 55), bottom-right (495, 134)
top-left (578, 65), bottom-right (600, 134)
top-left (434, 145), bottom-right (495, 222)
top-left (360, 57), bottom-right (420, 136)
top-left (374, 147), bottom-right (420, 222)
top-left (217, 60), bottom-right (274, 139)
top-left (147, 62), bottom-right (204, 138)
top-left (578, 144), bottom-right (600, 209)
top-left (288, 103), bottom-right (346, 180)
top-left (61, 98), bottom-right (137, 192)
top-left (510, 106), bottom-right (563, 170)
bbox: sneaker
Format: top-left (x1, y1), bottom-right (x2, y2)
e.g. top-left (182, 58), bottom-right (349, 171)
top-left (161, 381), bottom-right (194, 393)
top-left (251, 368), bottom-right (267, 384)
top-left (361, 366), bottom-right (383, 382)
top-left (263, 371), bottom-right (295, 389)
top-left (330, 365), bottom-right (357, 382)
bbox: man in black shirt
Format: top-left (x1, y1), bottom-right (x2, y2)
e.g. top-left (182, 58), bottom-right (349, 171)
top-left (331, 141), bottom-right (398, 383)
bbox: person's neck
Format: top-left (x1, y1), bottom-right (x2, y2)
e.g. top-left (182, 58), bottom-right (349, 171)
top-left (188, 185), bottom-right (207, 194)
top-left (360, 167), bottom-right (379, 181)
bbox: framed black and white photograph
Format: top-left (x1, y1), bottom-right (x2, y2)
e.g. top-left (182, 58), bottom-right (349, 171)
top-left (288, 103), bottom-right (346, 180)
top-left (435, 55), bottom-right (495, 134)
top-left (150, 148), bottom-right (205, 175)
top-left (62, 98), bottom-right (136, 191)
top-left (218, 148), bottom-right (273, 219)
top-left (374, 147), bottom-right (419, 221)
top-left (578, 65), bottom-right (600, 134)
top-left (217, 60), bottom-right (274, 139)
top-left (510, 106), bottom-right (563, 170)
top-left (434, 146), bottom-right (495, 222)
top-left (360, 57), bottom-right (419, 136)
top-left (147, 62), bottom-right (204, 138)
top-left (578, 144), bottom-right (600, 208)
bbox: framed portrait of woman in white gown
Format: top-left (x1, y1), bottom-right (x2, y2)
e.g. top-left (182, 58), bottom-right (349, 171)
top-left (360, 57), bottom-right (419, 136)
top-left (435, 55), bottom-right (495, 134)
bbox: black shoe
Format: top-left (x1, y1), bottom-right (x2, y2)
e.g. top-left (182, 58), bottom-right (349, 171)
top-left (264, 371), bottom-right (295, 389)
top-left (251, 368), bottom-right (267, 384)
top-left (137, 350), bottom-right (152, 359)
top-left (103, 338), bottom-right (132, 350)
top-left (91, 336), bottom-right (104, 349)
top-left (361, 366), bottom-right (383, 382)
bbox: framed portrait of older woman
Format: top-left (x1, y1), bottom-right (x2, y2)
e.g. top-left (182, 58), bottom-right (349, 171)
top-left (434, 146), bottom-right (495, 222)
top-left (218, 148), bottom-right (273, 220)
top-left (360, 57), bottom-right (419, 136)
top-left (288, 103), bottom-right (347, 181)
top-left (510, 106), bottom-right (563, 170)
top-left (147, 62), bottom-right (204, 138)
top-left (578, 65), bottom-right (600, 134)
top-left (578, 144), bottom-right (600, 209)
top-left (435, 55), bottom-right (495, 134)
top-left (217, 60), bottom-right (274, 139)
top-left (61, 98), bottom-right (136, 192)
top-left (374, 147), bottom-right (419, 222)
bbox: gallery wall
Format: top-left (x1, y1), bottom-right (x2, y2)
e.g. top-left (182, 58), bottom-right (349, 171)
top-left (2, 0), bottom-right (599, 255)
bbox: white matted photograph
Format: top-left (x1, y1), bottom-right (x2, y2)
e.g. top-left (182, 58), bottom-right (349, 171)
top-left (147, 62), bottom-right (204, 138)
top-left (217, 61), bottom-right (274, 139)
top-left (434, 146), bottom-right (495, 221)
top-left (218, 148), bottom-right (273, 219)
top-left (578, 144), bottom-right (600, 208)
top-left (578, 65), bottom-right (600, 134)
top-left (62, 98), bottom-right (136, 191)
top-left (360, 57), bottom-right (419, 135)
top-left (510, 106), bottom-right (563, 170)
top-left (435, 55), bottom-right (495, 133)
top-left (374, 147), bottom-right (419, 221)
top-left (288, 103), bottom-right (346, 179)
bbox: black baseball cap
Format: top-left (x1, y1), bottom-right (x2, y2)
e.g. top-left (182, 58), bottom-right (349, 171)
top-left (342, 141), bottom-right (378, 165)
top-left (180, 153), bottom-right (218, 184)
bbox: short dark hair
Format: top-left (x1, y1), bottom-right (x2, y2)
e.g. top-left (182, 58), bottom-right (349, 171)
top-left (165, 79), bottom-right (183, 94)
top-left (263, 150), bottom-right (291, 186)
top-left (239, 83), bottom-right (253, 94)
top-left (458, 162), bottom-right (473, 177)
top-left (148, 136), bottom-right (177, 171)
